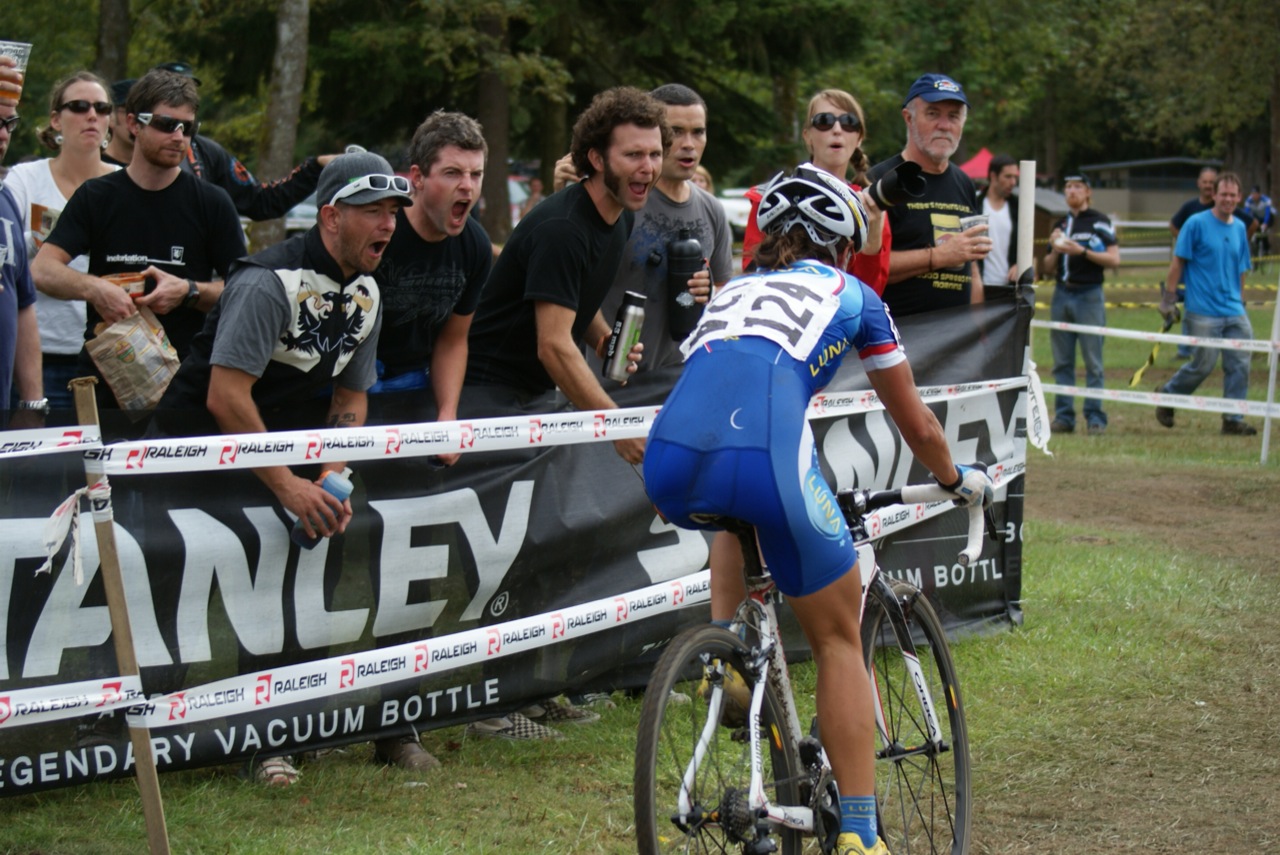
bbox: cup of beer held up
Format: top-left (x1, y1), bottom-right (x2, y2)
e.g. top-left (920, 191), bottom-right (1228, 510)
top-left (0, 40), bottom-right (32, 105)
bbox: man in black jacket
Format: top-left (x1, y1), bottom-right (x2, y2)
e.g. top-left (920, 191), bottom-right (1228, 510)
top-left (104, 63), bottom-right (338, 222)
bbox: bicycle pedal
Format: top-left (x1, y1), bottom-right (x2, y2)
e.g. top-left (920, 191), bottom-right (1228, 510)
top-left (743, 834), bottom-right (778, 854)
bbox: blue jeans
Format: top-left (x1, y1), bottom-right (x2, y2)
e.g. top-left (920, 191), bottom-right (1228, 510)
top-left (1160, 312), bottom-right (1253, 421)
top-left (1050, 286), bottom-right (1107, 428)
top-left (43, 359), bottom-right (81, 411)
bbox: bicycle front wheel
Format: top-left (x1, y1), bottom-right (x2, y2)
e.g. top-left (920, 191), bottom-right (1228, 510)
top-left (862, 579), bottom-right (972, 854)
top-left (635, 624), bottom-right (806, 855)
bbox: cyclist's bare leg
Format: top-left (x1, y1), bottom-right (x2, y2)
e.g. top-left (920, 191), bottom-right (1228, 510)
top-left (709, 529), bottom-right (747, 621)
top-left (786, 564), bottom-right (875, 794)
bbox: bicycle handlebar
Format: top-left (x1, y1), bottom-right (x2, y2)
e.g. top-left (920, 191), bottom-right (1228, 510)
top-left (840, 484), bottom-right (987, 567)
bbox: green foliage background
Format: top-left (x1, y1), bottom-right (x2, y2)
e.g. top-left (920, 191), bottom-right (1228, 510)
top-left (4, 0), bottom-right (1277, 189)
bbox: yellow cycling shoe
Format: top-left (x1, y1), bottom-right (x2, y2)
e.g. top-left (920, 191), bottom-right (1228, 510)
top-left (695, 660), bottom-right (751, 728)
top-left (835, 833), bottom-right (890, 855)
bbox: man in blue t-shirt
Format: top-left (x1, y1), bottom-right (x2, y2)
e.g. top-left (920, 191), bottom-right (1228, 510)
top-left (1156, 172), bottom-right (1256, 435)
top-left (0, 60), bottom-right (45, 422)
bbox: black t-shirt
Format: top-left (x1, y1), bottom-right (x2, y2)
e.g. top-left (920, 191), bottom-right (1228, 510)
top-left (466, 181), bottom-right (630, 393)
top-left (46, 168), bottom-right (247, 357)
top-left (1049, 207), bottom-right (1117, 289)
top-left (867, 154), bottom-right (978, 316)
top-left (374, 209), bottom-right (492, 378)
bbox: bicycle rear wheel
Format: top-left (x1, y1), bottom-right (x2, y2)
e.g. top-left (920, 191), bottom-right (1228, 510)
top-left (635, 624), bottom-right (806, 854)
top-left (862, 579), bottom-right (972, 854)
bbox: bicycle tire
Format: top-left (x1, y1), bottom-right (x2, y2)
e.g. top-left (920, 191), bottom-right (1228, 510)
top-left (635, 624), bottom-right (807, 854)
top-left (862, 579), bottom-right (972, 855)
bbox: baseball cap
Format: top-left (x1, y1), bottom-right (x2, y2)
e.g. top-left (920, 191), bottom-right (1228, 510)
top-left (1062, 171), bottom-right (1091, 187)
top-left (153, 61), bottom-right (202, 86)
top-left (903, 73), bottom-right (968, 108)
top-left (317, 152), bottom-right (413, 208)
top-left (110, 79), bottom-right (135, 106)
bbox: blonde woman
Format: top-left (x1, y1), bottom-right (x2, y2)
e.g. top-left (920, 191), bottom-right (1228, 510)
top-left (4, 70), bottom-right (118, 408)
top-left (742, 89), bottom-right (891, 293)
top-left (691, 164), bottom-right (714, 194)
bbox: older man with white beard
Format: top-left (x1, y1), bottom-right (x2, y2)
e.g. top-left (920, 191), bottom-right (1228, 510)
top-left (867, 73), bottom-right (991, 316)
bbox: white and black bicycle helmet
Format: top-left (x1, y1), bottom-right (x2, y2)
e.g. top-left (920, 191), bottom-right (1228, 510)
top-left (755, 162), bottom-right (868, 258)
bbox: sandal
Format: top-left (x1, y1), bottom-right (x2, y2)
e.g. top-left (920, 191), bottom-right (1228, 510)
top-left (248, 755), bottom-right (300, 787)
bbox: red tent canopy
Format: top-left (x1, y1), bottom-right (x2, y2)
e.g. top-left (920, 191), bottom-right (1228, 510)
top-left (959, 147), bottom-right (992, 180)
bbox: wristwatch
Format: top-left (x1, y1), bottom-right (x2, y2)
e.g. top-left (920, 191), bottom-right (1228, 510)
top-left (182, 279), bottom-right (200, 309)
top-left (17, 398), bottom-right (51, 415)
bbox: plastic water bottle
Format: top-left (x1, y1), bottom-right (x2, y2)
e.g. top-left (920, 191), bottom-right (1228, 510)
top-left (666, 228), bottom-right (705, 341)
top-left (291, 467), bottom-right (354, 550)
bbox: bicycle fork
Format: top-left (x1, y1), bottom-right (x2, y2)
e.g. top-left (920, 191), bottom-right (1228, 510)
top-left (867, 574), bottom-right (947, 754)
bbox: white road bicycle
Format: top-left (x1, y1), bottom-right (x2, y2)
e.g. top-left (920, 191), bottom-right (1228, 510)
top-left (634, 484), bottom-right (985, 855)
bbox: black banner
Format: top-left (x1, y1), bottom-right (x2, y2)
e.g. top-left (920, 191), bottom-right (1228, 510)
top-left (0, 290), bottom-right (1030, 795)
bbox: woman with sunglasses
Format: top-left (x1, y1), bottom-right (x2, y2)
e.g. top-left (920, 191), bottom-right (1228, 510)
top-left (3, 71), bottom-right (118, 410)
top-left (742, 89), bottom-right (890, 294)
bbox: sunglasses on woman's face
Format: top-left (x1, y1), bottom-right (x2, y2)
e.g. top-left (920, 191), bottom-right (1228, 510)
top-left (810, 112), bottom-right (862, 133)
top-left (58, 100), bottom-right (113, 116)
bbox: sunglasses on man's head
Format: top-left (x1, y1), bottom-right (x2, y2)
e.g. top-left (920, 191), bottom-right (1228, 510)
top-left (0, 114), bottom-right (18, 134)
top-left (136, 112), bottom-right (198, 137)
top-left (58, 100), bottom-right (112, 116)
top-left (328, 173), bottom-right (412, 207)
top-left (810, 112), bottom-right (862, 133)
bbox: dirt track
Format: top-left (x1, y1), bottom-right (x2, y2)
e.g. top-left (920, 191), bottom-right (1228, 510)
top-left (977, 450), bottom-right (1280, 853)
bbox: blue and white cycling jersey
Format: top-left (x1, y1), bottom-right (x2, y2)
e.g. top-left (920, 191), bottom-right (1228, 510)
top-left (645, 260), bottom-right (906, 597)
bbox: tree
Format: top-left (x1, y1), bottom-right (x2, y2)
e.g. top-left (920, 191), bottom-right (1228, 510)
top-left (95, 0), bottom-right (131, 83)
top-left (252, 0), bottom-right (310, 249)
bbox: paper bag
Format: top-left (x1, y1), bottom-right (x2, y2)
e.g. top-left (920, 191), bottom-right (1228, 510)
top-left (86, 307), bottom-right (180, 412)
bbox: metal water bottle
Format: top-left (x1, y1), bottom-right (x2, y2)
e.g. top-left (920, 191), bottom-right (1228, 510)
top-left (291, 467), bottom-right (354, 549)
top-left (602, 291), bottom-right (646, 382)
top-left (666, 228), bottom-right (705, 340)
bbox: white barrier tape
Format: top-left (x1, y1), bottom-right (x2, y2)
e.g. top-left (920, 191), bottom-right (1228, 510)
top-left (128, 570), bottom-right (713, 729)
top-left (1042, 383), bottom-right (1280, 419)
top-left (36, 480), bottom-right (113, 585)
top-left (1025, 362), bottom-right (1052, 454)
top-left (808, 377), bottom-right (1026, 419)
top-left (0, 676), bottom-right (145, 730)
top-left (0, 425), bottom-right (102, 460)
top-left (92, 408), bottom-right (660, 476)
top-left (1031, 319), bottom-right (1279, 354)
top-left (72, 379), bottom-right (1029, 477)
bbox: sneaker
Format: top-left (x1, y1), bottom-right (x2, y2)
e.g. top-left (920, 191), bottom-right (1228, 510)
top-left (246, 755), bottom-right (300, 787)
top-left (464, 712), bottom-right (563, 741)
top-left (1086, 422), bottom-right (1106, 436)
top-left (519, 696), bottom-right (600, 725)
top-left (835, 834), bottom-right (889, 855)
top-left (1154, 392), bottom-right (1175, 428)
top-left (1221, 419), bottom-right (1258, 436)
top-left (1049, 419), bottom-right (1073, 434)
top-left (566, 691), bottom-right (618, 710)
top-left (75, 714), bottom-right (123, 748)
top-left (696, 660), bottom-right (751, 728)
top-left (373, 735), bottom-right (441, 771)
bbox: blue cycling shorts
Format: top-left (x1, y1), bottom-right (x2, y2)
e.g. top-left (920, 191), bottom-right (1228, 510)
top-left (643, 340), bottom-right (855, 597)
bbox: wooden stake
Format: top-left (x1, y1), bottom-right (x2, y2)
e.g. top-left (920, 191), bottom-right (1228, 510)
top-left (70, 378), bottom-right (171, 855)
